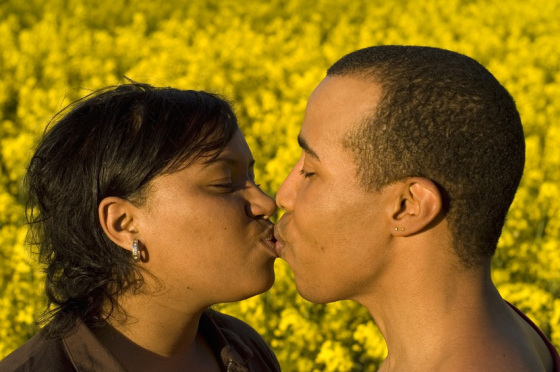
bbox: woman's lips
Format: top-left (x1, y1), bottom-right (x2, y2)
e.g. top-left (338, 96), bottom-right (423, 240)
top-left (262, 230), bottom-right (279, 257)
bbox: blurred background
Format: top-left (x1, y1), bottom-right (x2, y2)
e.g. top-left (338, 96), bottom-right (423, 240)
top-left (0, 0), bottom-right (559, 370)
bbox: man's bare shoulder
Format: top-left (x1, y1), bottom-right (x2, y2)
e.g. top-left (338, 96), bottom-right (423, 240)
top-left (436, 341), bottom-right (551, 372)
top-left (434, 319), bottom-right (553, 372)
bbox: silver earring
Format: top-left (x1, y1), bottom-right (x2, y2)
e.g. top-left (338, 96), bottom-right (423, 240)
top-left (132, 239), bottom-right (140, 262)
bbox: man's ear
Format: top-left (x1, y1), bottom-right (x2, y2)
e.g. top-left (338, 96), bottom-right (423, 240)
top-left (390, 177), bottom-right (442, 236)
top-left (98, 196), bottom-right (139, 251)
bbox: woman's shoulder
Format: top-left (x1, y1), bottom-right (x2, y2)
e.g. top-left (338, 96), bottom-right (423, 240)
top-left (204, 309), bottom-right (281, 371)
top-left (0, 331), bottom-right (74, 372)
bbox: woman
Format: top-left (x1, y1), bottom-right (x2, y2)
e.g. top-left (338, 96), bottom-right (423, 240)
top-left (0, 83), bottom-right (281, 371)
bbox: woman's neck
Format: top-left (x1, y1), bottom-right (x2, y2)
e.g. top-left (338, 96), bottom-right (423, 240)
top-left (97, 292), bottom-right (220, 371)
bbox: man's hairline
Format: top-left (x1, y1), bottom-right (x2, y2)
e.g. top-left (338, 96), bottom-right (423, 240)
top-left (304, 69), bottom-right (390, 193)
top-left (340, 87), bottom-right (388, 194)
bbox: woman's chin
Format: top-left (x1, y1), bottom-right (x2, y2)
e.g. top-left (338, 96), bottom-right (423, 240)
top-left (227, 270), bottom-right (276, 303)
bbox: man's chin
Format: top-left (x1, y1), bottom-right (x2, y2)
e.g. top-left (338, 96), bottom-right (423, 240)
top-left (293, 279), bottom-right (337, 305)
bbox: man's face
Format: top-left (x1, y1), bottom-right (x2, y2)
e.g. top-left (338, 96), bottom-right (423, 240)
top-left (275, 75), bottom-right (395, 304)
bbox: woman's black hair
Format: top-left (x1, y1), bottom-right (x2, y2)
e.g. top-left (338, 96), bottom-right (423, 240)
top-left (25, 82), bottom-right (239, 338)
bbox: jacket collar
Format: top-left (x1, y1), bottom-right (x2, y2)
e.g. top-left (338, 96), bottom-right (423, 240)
top-left (62, 320), bottom-right (127, 372)
top-left (62, 310), bottom-right (255, 372)
top-left (200, 309), bottom-right (253, 371)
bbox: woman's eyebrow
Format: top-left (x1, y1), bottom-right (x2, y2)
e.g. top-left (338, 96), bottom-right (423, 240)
top-left (203, 156), bottom-right (255, 169)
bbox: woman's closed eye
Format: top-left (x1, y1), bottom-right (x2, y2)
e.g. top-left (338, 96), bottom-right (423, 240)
top-left (211, 178), bottom-right (261, 192)
top-left (211, 179), bottom-right (238, 192)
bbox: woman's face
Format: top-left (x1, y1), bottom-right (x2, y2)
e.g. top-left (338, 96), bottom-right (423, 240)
top-left (133, 130), bottom-right (277, 308)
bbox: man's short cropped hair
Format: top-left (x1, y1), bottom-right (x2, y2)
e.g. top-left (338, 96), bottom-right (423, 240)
top-left (328, 45), bottom-right (525, 267)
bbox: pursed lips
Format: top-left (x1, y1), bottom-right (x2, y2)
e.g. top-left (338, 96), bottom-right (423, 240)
top-left (272, 222), bottom-right (286, 256)
top-left (260, 225), bottom-right (279, 257)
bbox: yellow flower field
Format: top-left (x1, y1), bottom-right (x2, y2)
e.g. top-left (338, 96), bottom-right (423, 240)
top-left (1, 0), bottom-right (559, 370)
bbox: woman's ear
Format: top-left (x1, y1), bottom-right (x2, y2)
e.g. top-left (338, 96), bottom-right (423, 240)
top-left (98, 196), bottom-right (139, 251)
top-left (390, 177), bottom-right (442, 237)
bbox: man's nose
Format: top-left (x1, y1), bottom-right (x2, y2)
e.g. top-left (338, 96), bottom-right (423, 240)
top-left (276, 167), bottom-right (299, 212)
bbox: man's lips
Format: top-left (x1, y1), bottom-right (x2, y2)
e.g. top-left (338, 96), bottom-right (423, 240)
top-left (273, 224), bottom-right (285, 257)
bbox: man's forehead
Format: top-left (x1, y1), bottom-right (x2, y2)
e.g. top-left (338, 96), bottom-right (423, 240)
top-left (301, 76), bottom-right (381, 157)
top-left (298, 121), bottom-right (343, 160)
top-left (309, 75), bottom-right (381, 107)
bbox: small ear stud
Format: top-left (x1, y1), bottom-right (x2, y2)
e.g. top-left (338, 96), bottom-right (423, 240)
top-left (401, 228), bottom-right (405, 231)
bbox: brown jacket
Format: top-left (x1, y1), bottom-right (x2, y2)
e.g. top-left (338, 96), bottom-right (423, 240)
top-left (0, 309), bottom-right (280, 372)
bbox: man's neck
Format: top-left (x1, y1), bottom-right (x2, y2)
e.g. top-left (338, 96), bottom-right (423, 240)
top-left (358, 254), bottom-right (509, 370)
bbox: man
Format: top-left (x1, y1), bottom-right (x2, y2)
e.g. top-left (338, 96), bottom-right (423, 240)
top-left (274, 46), bottom-right (560, 371)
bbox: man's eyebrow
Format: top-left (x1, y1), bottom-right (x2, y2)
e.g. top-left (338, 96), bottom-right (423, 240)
top-left (298, 135), bottom-right (320, 161)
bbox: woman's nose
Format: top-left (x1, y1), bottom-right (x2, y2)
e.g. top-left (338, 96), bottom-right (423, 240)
top-left (246, 184), bottom-right (277, 220)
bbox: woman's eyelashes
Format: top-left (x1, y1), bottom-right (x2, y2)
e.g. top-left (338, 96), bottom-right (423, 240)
top-left (212, 181), bottom-right (236, 190)
top-left (211, 177), bottom-right (261, 192)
